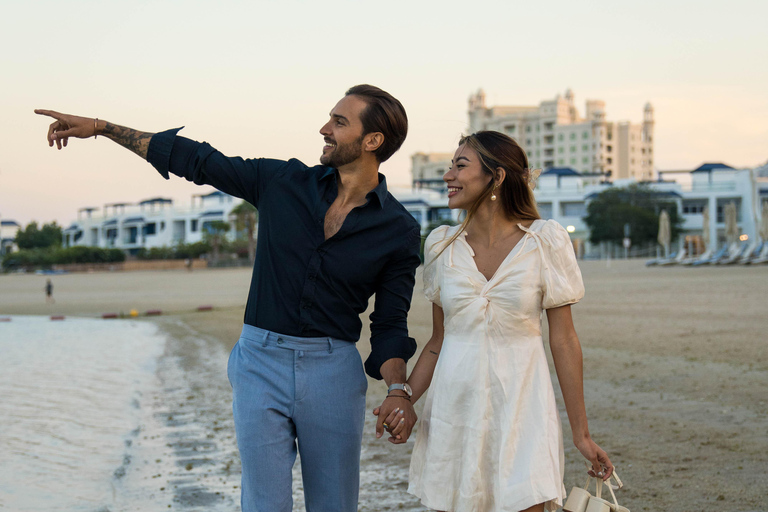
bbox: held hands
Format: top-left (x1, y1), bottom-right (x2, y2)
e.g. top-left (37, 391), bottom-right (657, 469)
top-left (574, 436), bottom-right (613, 481)
top-left (372, 396), bottom-right (417, 444)
top-left (35, 109), bottom-right (98, 150)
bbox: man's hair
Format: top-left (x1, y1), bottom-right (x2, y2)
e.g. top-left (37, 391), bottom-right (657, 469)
top-left (345, 84), bottom-right (408, 163)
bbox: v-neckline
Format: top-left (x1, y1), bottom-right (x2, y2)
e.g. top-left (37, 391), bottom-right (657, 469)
top-left (458, 223), bottom-right (532, 284)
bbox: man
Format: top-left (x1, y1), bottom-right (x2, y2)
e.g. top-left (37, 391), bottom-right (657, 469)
top-left (36, 84), bottom-right (420, 511)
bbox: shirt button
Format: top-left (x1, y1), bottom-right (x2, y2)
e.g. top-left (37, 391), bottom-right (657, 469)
top-left (277, 337), bottom-right (284, 344)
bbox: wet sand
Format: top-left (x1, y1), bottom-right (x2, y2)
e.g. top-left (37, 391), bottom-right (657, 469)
top-left (2, 261), bottom-right (767, 511)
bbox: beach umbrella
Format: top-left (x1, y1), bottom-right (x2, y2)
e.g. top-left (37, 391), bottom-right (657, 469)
top-left (724, 202), bottom-right (738, 245)
top-left (701, 206), bottom-right (710, 250)
top-left (657, 209), bottom-right (671, 258)
top-left (761, 202), bottom-right (768, 242)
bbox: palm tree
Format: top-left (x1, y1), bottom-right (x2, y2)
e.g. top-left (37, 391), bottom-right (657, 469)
top-left (204, 220), bottom-right (231, 263)
top-left (230, 201), bottom-right (258, 262)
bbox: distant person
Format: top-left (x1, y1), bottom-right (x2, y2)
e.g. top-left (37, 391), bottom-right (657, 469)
top-left (36, 85), bottom-right (421, 512)
top-left (376, 131), bottom-right (613, 512)
top-left (45, 278), bottom-right (54, 304)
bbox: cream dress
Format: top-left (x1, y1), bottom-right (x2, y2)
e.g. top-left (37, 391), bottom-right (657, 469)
top-left (408, 219), bottom-right (585, 512)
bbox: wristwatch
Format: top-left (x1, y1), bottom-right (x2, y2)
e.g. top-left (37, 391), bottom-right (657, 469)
top-left (387, 383), bottom-right (413, 397)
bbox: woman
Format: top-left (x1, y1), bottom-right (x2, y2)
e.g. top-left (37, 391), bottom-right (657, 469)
top-left (380, 131), bottom-right (612, 512)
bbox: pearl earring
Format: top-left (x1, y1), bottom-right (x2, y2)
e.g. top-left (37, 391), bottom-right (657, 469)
top-left (491, 185), bottom-right (498, 201)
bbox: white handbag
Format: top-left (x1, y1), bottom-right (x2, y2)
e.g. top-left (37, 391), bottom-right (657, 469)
top-left (563, 470), bottom-right (628, 512)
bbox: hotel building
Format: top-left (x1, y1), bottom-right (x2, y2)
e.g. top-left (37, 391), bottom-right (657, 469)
top-left (413, 89), bottom-right (654, 192)
top-left (61, 191), bottom-right (238, 255)
top-left (0, 219), bottom-right (20, 256)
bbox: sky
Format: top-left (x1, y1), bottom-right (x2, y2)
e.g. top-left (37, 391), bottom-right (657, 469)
top-left (1, 0), bottom-right (766, 227)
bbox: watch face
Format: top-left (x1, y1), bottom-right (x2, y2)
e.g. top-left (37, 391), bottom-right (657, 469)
top-left (403, 383), bottom-right (413, 396)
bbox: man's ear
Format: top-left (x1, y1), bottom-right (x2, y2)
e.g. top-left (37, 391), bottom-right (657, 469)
top-left (364, 132), bottom-right (384, 154)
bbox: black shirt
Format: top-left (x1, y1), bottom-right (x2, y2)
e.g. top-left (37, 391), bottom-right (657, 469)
top-left (147, 128), bottom-right (421, 379)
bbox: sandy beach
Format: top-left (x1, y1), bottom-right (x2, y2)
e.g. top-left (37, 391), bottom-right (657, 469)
top-left (2, 261), bottom-right (767, 511)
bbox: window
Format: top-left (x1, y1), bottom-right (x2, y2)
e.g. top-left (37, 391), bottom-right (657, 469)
top-left (570, 146), bottom-right (576, 153)
top-left (682, 201), bottom-right (706, 214)
top-left (607, 157), bottom-right (613, 164)
top-left (582, 157), bottom-right (589, 163)
top-left (191, 220), bottom-right (198, 232)
top-left (562, 202), bottom-right (586, 217)
top-left (526, 126), bottom-right (531, 133)
top-left (558, 158), bottom-right (564, 165)
top-left (570, 158), bottom-right (577, 165)
top-left (537, 202), bottom-right (553, 219)
top-left (606, 145), bottom-right (613, 152)
top-left (558, 134), bottom-right (564, 141)
top-left (504, 124), bottom-right (516, 134)
top-left (582, 131), bottom-right (589, 139)
top-left (143, 223), bottom-right (157, 236)
top-left (160, 222), bottom-right (165, 230)
top-left (570, 133), bottom-right (576, 140)
top-left (582, 144), bottom-right (589, 151)
top-left (526, 139), bottom-right (532, 146)
top-left (558, 147), bottom-right (564, 154)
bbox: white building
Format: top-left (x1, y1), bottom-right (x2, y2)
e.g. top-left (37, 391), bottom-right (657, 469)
top-left (391, 187), bottom-right (459, 233)
top-left (0, 219), bottom-right (20, 255)
top-left (62, 191), bottom-right (239, 255)
top-left (468, 89), bottom-right (654, 180)
top-left (404, 159), bottom-right (768, 258)
top-left (412, 89), bottom-right (655, 193)
top-left (532, 162), bottom-right (768, 257)
top-left (412, 152), bottom-right (455, 192)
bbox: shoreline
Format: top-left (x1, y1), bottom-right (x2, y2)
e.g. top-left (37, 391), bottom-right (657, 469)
top-left (2, 261), bottom-right (767, 510)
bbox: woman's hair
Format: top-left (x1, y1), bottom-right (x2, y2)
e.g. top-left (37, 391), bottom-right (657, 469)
top-left (430, 131), bottom-right (540, 262)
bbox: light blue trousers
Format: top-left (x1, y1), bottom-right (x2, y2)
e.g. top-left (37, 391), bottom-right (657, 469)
top-left (227, 324), bottom-right (368, 512)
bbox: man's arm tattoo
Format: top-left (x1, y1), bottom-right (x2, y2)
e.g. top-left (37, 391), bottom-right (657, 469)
top-left (429, 350), bottom-right (439, 355)
top-left (102, 122), bottom-right (155, 160)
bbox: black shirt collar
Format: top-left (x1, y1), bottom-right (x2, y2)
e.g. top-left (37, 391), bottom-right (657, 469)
top-left (319, 168), bottom-right (388, 210)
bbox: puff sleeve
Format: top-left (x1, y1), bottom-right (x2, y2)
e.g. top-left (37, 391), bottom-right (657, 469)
top-left (422, 225), bottom-right (451, 307)
top-left (539, 220), bottom-right (585, 309)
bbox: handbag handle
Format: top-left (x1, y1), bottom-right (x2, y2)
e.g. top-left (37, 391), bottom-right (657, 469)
top-left (580, 468), bottom-right (624, 499)
top-left (595, 471), bottom-right (625, 509)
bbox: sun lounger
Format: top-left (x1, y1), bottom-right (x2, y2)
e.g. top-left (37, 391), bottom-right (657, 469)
top-left (738, 241), bottom-right (763, 264)
top-left (691, 245), bottom-right (729, 266)
top-left (656, 249), bottom-right (687, 266)
top-left (681, 248), bottom-right (712, 266)
top-left (749, 242), bottom-right (768, 264)
top-left (715, 242), bottom-right (748, 265)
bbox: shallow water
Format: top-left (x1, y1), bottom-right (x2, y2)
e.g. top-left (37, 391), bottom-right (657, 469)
top-left (0, 315), bottom-right (425, 511)
top-left (0, 316), bottom-right (165, 511)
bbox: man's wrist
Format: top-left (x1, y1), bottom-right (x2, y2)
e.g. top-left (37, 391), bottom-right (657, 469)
top-left (385, 393), bottom-right (411, 401)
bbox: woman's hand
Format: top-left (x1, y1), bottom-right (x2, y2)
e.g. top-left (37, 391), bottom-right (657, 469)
top-left (574, 436), bottom-right (613, 481)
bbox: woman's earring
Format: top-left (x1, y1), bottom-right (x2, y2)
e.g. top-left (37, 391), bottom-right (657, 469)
top-left (491, 185), bottom-right (498, 201)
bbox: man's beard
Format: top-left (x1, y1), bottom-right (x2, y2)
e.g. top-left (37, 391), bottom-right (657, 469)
top-left (320, 136), bottom-right (364, 168)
